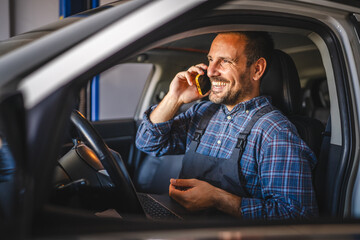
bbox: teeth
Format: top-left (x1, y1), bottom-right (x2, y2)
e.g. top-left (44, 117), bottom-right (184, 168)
top-left (212, 82), bottom-right (227, 86)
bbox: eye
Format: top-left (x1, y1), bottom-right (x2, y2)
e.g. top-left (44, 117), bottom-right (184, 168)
top-left (223, 59), bottom-right (231, 64)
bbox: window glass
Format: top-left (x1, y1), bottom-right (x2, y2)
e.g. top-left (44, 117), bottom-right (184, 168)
top-left (98, 63), bottom-right (152, 120)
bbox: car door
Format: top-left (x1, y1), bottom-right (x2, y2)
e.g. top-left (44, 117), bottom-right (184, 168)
top-left (0, 92), bottom-right (28, 236)
top-left (0, 1), bottom-right (229, 237)
top-left (91, 62), bottom-right (154, 177)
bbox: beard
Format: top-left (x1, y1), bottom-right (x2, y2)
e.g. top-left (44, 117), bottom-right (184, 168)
top-left (209, 70), bottom-right (253, 106)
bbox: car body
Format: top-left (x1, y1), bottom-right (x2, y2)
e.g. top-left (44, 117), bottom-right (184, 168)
top-left (0, 0), bottom-right (360, 238)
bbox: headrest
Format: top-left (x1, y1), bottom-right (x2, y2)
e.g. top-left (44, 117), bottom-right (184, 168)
top-left (260, 49), bottom-right (302, 115)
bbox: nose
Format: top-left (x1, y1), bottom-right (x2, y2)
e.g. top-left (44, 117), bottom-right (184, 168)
top-left (207, 61), bottom-right (220, 78)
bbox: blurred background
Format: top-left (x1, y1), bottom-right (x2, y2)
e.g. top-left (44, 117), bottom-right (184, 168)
top-left (0, 0), bottom-right (114, 41)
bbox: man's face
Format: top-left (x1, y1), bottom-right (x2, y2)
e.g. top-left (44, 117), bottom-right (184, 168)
top-left (207, 33), bottom-right (254, 109)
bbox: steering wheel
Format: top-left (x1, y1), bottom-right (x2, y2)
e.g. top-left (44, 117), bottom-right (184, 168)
top-left (70, 110), bottom-right (145, 217)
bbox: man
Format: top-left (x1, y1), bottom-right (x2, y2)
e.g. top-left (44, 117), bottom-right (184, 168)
top-left (136, 32), bottom-right (318, 219)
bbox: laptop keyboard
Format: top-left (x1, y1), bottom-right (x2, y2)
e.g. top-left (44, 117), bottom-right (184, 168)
top-left (137, 193), bottom-right (182, 220)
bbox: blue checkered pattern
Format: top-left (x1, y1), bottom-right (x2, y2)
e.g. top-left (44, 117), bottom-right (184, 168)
top-left (136, 96), bottom-right (319, 219)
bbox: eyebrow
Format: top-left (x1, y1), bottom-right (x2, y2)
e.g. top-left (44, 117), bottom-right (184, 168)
top-left (207, 55), bottom-right (239, 63)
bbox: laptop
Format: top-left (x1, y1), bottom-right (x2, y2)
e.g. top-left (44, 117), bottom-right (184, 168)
top-left (137, 193), bottom-right (185, 220)
top-left (105, 151), bottom-right (226, 220)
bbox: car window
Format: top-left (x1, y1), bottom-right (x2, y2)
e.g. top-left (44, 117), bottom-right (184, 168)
top-left (98, 63), bottom-right (153, 120)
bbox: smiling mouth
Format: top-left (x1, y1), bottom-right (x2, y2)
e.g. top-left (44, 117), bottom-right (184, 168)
top-left (212, 81), bottom-right (227, 86)
top-left (211, 81), bottom-right (228, 92)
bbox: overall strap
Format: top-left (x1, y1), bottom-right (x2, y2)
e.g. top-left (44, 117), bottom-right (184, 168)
top-left (235, 105), bottom-right (275, 158)
top-left (190, 103), bottom-right (220, 150)
top-left (233, 105), bottom-right (275, 197)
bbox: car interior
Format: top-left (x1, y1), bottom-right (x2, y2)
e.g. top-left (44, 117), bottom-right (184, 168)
top-left (49, 26), bottom-right (341, 221)
top-left (1, 3), bottom-right (356, 236)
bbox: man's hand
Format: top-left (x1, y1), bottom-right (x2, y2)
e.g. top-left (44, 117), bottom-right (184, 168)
top-left (150, 64), bottom-right (209, 124)
top-left (169, 178), bottom-right (242, 217)
top-left (169, 178), bottom-right (216, 211)
top-left (168, 64), bottom-right (209, 104)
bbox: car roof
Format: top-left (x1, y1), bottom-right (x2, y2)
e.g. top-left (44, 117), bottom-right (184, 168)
top-left (0, 0), bottom-right (359, 89)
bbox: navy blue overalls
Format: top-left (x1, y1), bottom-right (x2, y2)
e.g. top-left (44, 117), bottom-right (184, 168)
top-left (179, 103), bottom-right (274, 197)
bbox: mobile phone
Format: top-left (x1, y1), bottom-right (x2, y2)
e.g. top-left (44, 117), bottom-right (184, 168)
top-left (195, 71), bottom-right (211, 95)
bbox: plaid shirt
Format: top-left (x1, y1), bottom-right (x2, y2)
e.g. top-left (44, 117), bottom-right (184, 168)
top-left (136, 96), bottom-right (319, 219)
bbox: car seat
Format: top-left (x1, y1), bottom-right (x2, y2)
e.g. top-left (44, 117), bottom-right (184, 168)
top-left (135, 49), bottom-right (325, 197)
top-left (302, 78), bottom-right (330, 125)
top-left (260, 49), bottom-right (325, 158)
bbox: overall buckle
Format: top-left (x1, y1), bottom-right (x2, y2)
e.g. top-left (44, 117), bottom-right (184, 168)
top-left (236, 137), bottom-right (247, 150)
top-left (193, 131), bottom-right (202, 142)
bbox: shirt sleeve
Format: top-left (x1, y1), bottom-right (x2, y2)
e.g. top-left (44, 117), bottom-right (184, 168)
top-left (135, 105), bottom-right (191, 157)
top-left (240, 128), bottom-right (319, 220)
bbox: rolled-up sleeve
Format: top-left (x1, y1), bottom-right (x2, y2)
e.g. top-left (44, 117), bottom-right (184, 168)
top-left (136, 105), bottom-right (190, 157)
top-left (240, 128), bottom-right (319, 220)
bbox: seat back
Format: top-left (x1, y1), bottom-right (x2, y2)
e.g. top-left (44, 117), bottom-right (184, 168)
top-left (262, 50), bottom-right (330, 216)
top-left (261, 50), bottom-right (324, 158)
top-left (261, 50), bottom-right (302, 116)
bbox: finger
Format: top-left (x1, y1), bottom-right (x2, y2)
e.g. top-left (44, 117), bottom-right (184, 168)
top-left (188, 65), bottom-right (206, 76)
top-left (170, 178), bottom-right (196, 187)
top-left (175, 71), bottom-right (194, 87)
top-left (169, 184), bottom-right (188, 206)
top-left (169, 183), bottom-right (183, 199)
top-left (169, 182), bottom-right (177, 195)
top-left (175, 71), bottom-right (187, 81)
top-left (195, 63), bottom-right (208, 71)
top-left (189, 63), bottom-right (208, 72)
top-left (169, 185), bottom-right (200, 212)
top-left (186, 64), bottom-right (208, 84)
top-left (184, 71), bottom-right (195, 86)
top-left (182, 67), bottom-right (206, 77)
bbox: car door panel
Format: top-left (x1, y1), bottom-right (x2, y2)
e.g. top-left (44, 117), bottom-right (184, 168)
top-left (92, 119), bottom-right (136, 173)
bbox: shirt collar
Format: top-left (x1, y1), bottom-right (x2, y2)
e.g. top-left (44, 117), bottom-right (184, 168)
top-left (220, 96), bottom-right (272, 115)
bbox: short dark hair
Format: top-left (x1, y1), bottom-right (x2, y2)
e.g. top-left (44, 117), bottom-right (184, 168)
top-left (242, 31), bottom-right (274, 67)
top-left (220, 31), bottom-right (274, 67)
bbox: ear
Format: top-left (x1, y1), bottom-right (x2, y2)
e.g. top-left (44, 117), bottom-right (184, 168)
top-left (252, 57), bottom-right (267, 81)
